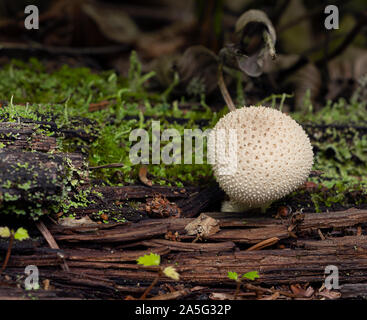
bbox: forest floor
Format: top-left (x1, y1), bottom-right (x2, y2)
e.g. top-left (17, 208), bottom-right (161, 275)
top-left (0, 56), bottom-right (366, 300)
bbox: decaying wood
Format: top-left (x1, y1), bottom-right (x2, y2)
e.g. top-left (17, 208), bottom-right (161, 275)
top-left (35, 220), bottom-right (69, 271)
top-left (94, 185), bottom-right (198, 201)
top-left (54, 221), bottom-right (169, 243)
top-left (1, 117), bottom-right (367, 300)
top-left (176, 185), bottom-right (224, 217)
top-left (0, 150), bottom-right (66, 205)
top-left (1, 208), bottom-right (367, 299)
top-left (341, 284), bottom-right (367, 299)
top-left (45, 209), bottom-right (367, 245)
top-left (0, 122), bottom-right (56, 152)
top-left (140, 239), bottom-right (235, 252)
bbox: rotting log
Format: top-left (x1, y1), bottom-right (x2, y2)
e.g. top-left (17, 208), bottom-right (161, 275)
top-left (0, 150), bottom-right (66, 210)
top-left (0, 120), bottom-right (89, 216)
top-left (4, 243), bottom-right (367, 287)
top-left (0, 151), bottom-right (85, 192)
top-left (2, 211), bottom-right (367, 299)
top-left (1, 117), bottom-right (367, 299)
top-left (46, 209), bottom-right (367, 244)
top-left (0, 122), bottom-right (56, 152)
top-left (0, 116), bottom-right (98, 143)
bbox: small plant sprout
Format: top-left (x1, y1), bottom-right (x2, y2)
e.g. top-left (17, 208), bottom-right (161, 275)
top-left (136, 253), bottom-right (180, 299)
top-left (0, 227), bottom-right (30, 274)
top-left (227, 271), bottom-right (260, 299)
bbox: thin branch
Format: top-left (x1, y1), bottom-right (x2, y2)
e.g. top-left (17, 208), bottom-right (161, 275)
top-left (246, 237), bottom-right (279, 251)
top-left (89, 163), bottom-right (124, 170)
top-left (218, 64), bottom-right (236, 112)
top-left (0, 233), bottom-right (14, 274)
top-left (234, 281), bottom-right (242, 300)
top-left (263, 31), bottom-right (276, 60)
top-left (140, 272), bottom-right (161, 300)
top-left (36, 220), bottom-right (69, 272)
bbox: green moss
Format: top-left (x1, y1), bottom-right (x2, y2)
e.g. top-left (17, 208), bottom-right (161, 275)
top-left (0, 54), bottom-right (366, 217)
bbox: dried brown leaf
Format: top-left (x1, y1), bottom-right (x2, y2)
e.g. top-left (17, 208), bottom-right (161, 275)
top-left (139, 166), bottom-right (153, 187)
top-left (185, 213), bottom-right (220, 238)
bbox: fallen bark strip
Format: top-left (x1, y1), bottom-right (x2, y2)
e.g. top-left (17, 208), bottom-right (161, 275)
top-left (185, 209), bottom-right (367, 243)
top-left (49, 218), bottom-right (191, 238)
top-left (54, 222), bottom-right (168, 243)
top-left (341, 284), bottom-right (367, 299)
top-left (299, 208), bottom-right (367, 230)
top-left (48, 209), bottom-right (367, 245)
top-left (89, 247), bottom-right (367, 286)
top-left (204, 225), bottom-right (289, 244)
top-left (202, 208), bottom-right (367, 230)
top-left (6, 238), bottom-right (367, 286)
top-left (140, 239), bottom-right (235, 252)
top-left (296, 235), bottom-right (367, 250)
top-left (64, 247), bottom-right (170, 262)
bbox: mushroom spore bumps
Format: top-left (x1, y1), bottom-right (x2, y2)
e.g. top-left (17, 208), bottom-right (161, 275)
top-left (209, 106), bottom-right (314, 211)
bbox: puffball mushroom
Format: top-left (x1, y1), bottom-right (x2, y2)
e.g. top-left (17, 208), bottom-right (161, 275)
top-left (209, 106), bottom-right (313, 212)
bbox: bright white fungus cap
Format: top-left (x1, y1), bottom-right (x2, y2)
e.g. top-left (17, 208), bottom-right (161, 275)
top-left (209, 106), bottom-right (314, 209)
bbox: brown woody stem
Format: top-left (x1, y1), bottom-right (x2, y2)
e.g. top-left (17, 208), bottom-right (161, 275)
top-left (234, 280), bottom-right (242, 300)
top-left (218, 63), bottom-right (236, 112)
top-left (0, 233), bottom-right (14, 274)
top-left (140, 270), bottom-right (162, 300)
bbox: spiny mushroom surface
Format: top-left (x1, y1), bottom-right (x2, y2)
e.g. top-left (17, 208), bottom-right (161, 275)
top-left (209, 106), bottom-right (313, 211)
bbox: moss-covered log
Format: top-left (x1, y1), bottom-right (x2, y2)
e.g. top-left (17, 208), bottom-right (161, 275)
top-left (0, 122), bottom-right (56, 152)
top-left (0, 150), bottom-right (68, 219)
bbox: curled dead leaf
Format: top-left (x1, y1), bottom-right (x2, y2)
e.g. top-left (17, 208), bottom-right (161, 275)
top-left (222, 9), bottom-right (277, 77)
top-left (139, 166), bottom-right (153, 187)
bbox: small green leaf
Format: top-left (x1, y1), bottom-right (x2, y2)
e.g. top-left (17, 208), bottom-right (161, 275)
top-left (242, 271), bottom-right (260, 281)
top-left (0, 227), bottom-right (11, 238)
top-left (14, 227), bottom-right (29, 241)
top-left (137, 253), bottom-right (161, 266)
top-left (227, 271), bottom-right (239, 281)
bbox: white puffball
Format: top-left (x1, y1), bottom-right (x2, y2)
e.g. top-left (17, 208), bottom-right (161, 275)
top-left (209, 106), bottom-right (314, 210)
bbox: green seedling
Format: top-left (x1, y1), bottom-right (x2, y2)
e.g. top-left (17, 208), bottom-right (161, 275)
top-left (0, 227), bottom-right (29, 274)
top-left (136, 252), bottom-right (180, 299)
top-left (227, 271), bottom-right (259, 299)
